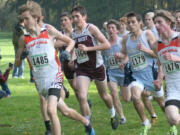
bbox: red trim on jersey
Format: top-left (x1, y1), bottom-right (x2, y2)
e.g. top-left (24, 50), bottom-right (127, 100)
top-left (24, 30), bottom-right (49, 45)
top-left (55, 51), bottom-right (61, 67)
top-left (158, 37), bottom-right (179, 52)
top-left (55, 50), bottom-right (64, 81)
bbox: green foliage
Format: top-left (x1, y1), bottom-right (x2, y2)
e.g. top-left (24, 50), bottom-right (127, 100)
top-left (0, 32), bottom-right (180, 135)
top-left (0, 0), bottom-right (180, 31)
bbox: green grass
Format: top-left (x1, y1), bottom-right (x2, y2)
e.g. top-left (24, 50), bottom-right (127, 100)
top-left (0, 32), bottom-right (179, 135)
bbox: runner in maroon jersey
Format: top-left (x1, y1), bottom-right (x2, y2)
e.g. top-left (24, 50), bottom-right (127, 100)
top-left (71, 5), bottom-right (119, 130)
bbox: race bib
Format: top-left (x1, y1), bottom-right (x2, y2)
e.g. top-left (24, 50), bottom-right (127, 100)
top-left (31, 53), bottom-right (49, 68)
top-left (108, 56), bottom-right (119, 69)
top-left (75, 49), bottom-right (89, 64)
top-left (130, 53), bottom-right (147, 70)
top-left (163, 61), bottom-right (180, 74)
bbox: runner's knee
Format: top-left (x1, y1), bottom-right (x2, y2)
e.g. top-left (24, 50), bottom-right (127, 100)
top-left (61, 107), bottom-right (71, 117)
top-left (167, 115), bottom-right (179, 125)
top-left (47, 105), bottom-right (57, 117)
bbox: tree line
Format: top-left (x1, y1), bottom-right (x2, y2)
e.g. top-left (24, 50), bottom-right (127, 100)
top-left (0, 0), bottom-right (179, 31)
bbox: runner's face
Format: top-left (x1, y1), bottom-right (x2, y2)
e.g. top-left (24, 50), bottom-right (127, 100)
top-left (60, 16), bottom-right (72, 30)
top-left (127, 17), bottom-right (141, 33)
top-left (72, 11), bottom-right (86, 28)
top-left (154, 16), bottom-right (169, 35)
top-left (119, 22), bottom-right (126, 32)
top-left (145, 15), bottom-right (154, 28)
top-left (175, 12), bottom-right (180, 24)
top-left (21, 10), bottom-right (36, 31)
top-left (107, 24), bottom-right (119, 36)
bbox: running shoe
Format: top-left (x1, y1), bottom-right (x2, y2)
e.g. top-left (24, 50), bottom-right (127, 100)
top-left (111, 114), bottom-right (119, 129)
top-left (140, 124), bottom-right (151, 135)
top-left (169, 125), bottom-right (177, 135)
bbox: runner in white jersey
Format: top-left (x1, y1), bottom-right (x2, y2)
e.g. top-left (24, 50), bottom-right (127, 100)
top-left (27, 9), bottom-right (68, 135)
top-left (115, 12), bottom-right (165, 135)
top-left (71, 5), bottom-right (119, 130)
top-left (153, 9), bottom-right (180, 135)
top-left (15, 1), bottom-right (95, 135)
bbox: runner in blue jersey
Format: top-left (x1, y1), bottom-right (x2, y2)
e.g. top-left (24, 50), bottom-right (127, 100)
top-left (116, 12), bottom-right (165, 135)
top-left (103, 19), bottom-right (130, 125)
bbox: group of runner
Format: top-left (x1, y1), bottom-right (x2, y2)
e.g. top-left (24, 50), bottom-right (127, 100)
top-left (14, 1), bottom-right (180, 135)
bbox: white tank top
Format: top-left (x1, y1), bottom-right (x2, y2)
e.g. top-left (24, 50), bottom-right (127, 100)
top-left (157, 32), bottom-right (180, 82)
top-left (24, 28), bottom-right (63, 79)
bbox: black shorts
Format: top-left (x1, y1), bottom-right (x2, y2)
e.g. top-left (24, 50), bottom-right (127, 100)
top-left (124, 64), bottom-right (134, 86)
top-left (165, 100), bottom-right (180, 108)
top-left (48, 81), bottom-right (63, 101)
top-left (48, 88), bottom-right (61, 101)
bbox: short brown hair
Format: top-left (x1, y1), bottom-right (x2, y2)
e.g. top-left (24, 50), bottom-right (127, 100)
top-left (154, 9), bottom-right (175, 29)
top-left (175, 10), bottom-right (180, 14)
top-left (60, 12), bottom-right (72, 20)
top-left (107, 19), bottom-right (120, 30)
top-left (71, 5), bottom-right (87, 16)
top-left (126, 12), bottom-right (142, 22)
top-left (126, 12), bottom-right (144, 29)
top-left (19, 1), bottom-right (42, 23)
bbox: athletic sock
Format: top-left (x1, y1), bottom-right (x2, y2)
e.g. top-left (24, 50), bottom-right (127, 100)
top-left (142, 119), bottom-right (150, 126)
top-left (85, 115), bottom-right (91, 121)
top-left (109, 106), bottom-right (116, 118)
top-left (45, 120), bottom-right (51, 131)
top-left (151, 113), bottom-right (157, 118)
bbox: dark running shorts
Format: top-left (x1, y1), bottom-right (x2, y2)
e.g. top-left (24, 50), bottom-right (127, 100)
top-left (76, 65), bottom-right (106, 81)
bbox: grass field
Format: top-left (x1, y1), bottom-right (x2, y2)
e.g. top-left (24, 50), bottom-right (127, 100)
top-left (0, 32), bottom-right (179, 135)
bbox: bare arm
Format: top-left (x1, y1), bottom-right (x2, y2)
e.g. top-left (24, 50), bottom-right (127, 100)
top-left (54, 40), bottom-right (67, 48)
top-left (156, 59), bottom-right (164, 80)
top-left (162, 34), bottom-right (180, 62)
top-left (71, 48), bottom-right (76, 61)
top-left (15, 35), bottom-right (25, 67)
top-left (115, 35), bottom-right (128, 59)
top-left (151, 41), bottom-right (164, 90)
top-left (137, 30), bottom-right (157, 58)
top-left (78, 24), bottom-right (110, 52)
top-left (153, 58), bottom-right (164, 90)
top-left (47, 25), bottom-right (75, 53)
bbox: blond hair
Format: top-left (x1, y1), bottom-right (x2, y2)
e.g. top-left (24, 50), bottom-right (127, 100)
top-left (145, 12), bottom-right (154, 18)
top-left (19, 1), bottom-right (42, 23)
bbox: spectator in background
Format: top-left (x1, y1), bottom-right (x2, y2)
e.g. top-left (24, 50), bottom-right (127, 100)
top-left (0, 63), bottom-right (13, 99)
top-left (12, 18), bottom-right (26, 79)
